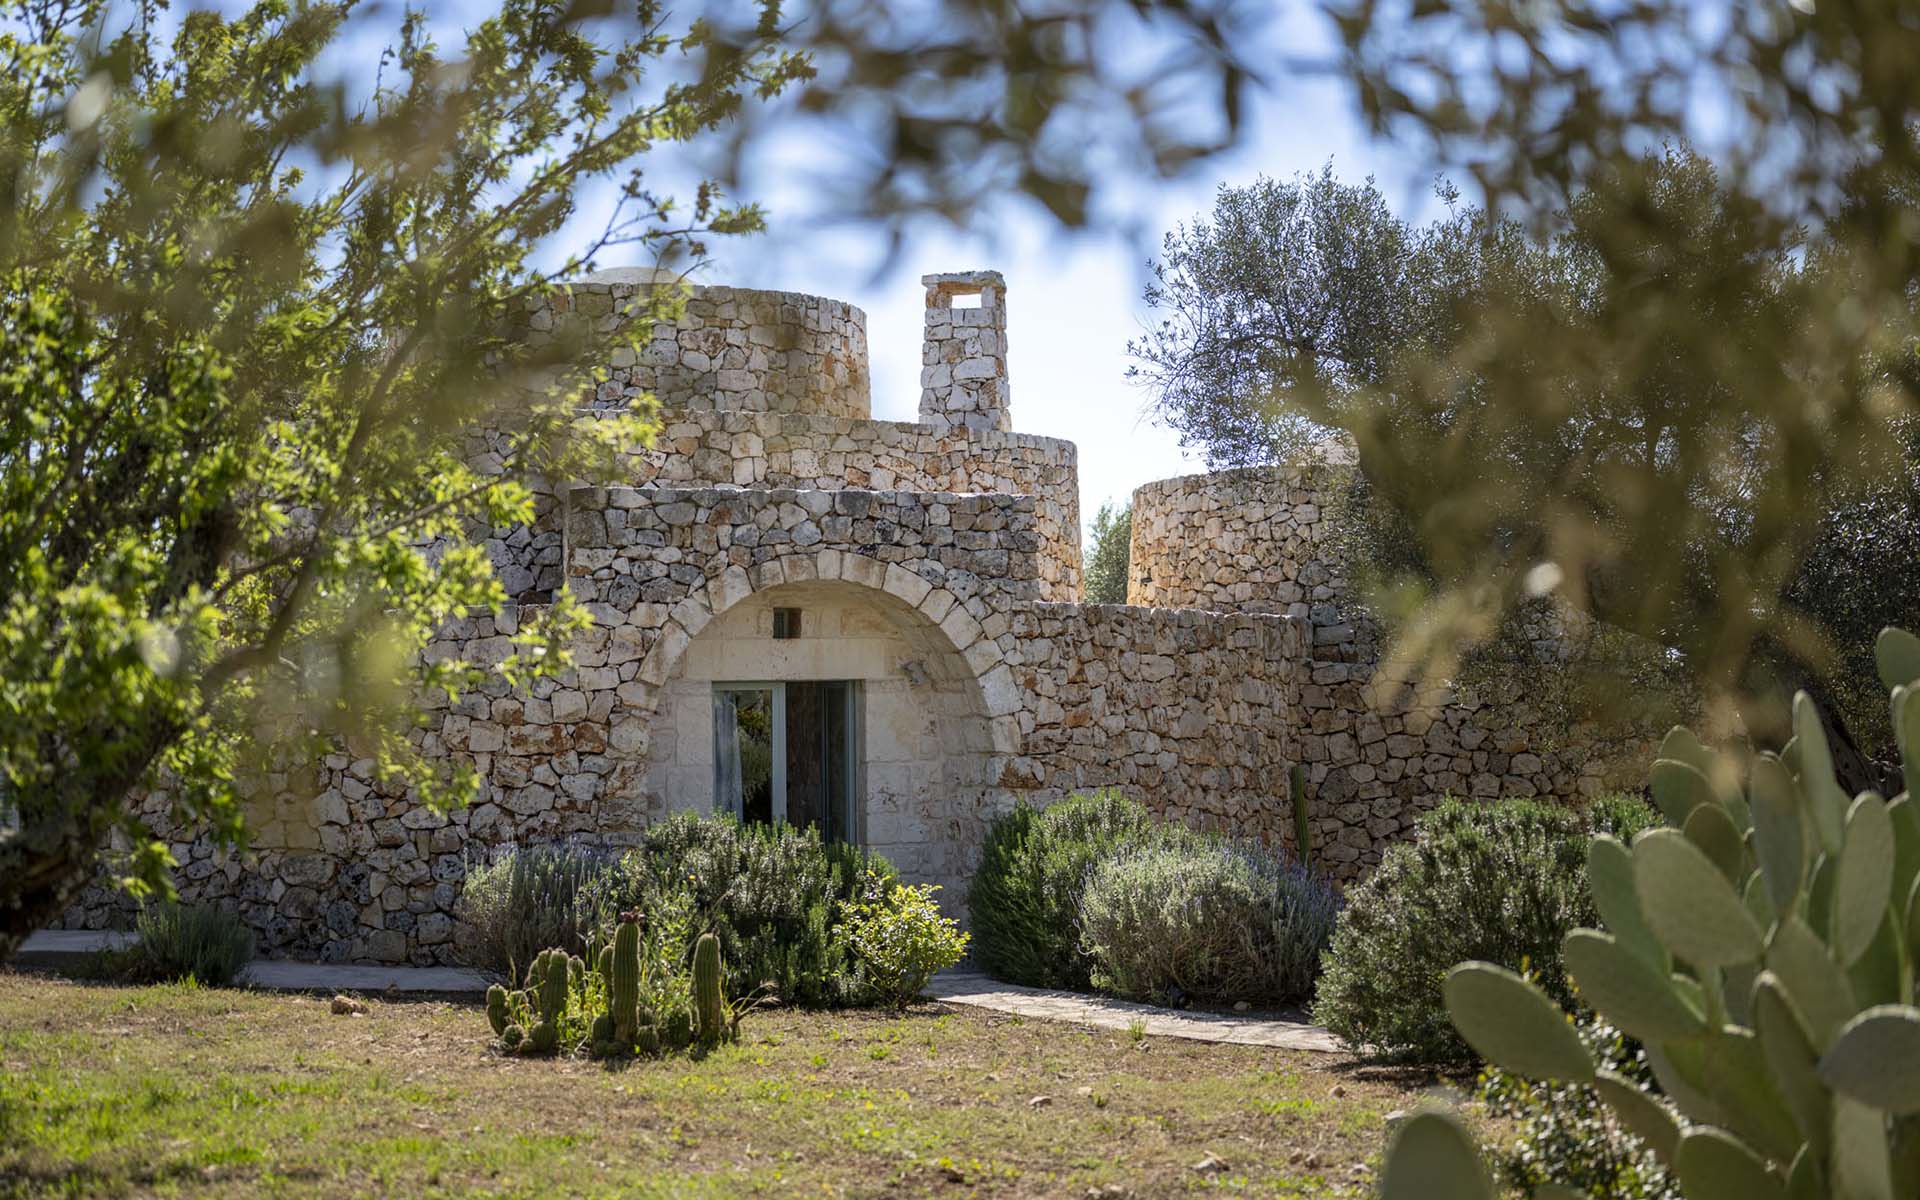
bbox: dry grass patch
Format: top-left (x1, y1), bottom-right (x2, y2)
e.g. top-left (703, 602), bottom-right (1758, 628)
top-left (0, 971), bottom-right (1460, 1198)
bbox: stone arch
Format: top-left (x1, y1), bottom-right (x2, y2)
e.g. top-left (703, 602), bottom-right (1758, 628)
top-left (618, 549), bottom-right (1019, 893)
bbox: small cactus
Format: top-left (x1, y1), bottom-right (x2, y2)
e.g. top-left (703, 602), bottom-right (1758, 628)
top-left (485, 984), bottom-right (511, 1037)
top-left (524, 947), bottom-right (570, 1055)
top-left (635, 1023), bottom-right (660, 1055)
top-left (692, 931), bottom-right (728, 1049)
top-left (1289, 763), bottom-right (1312, 873)
top-left (610, 914), bottom-right (642, 1045)
top-left (501, 1023), bottom-right (525, 1051)
top-left (664, 1008), bottom-right (691, 1049)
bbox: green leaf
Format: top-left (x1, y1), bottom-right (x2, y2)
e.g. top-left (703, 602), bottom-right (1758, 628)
top-left (1441, 962), bottom-right (1594, 1082)
top-left (1819, 1006), bottom-right (1920, 1114)
top-left (1786, 1144), bottom-right (1826, 1200)
top-left (1750, 756), bottom-right (1809, 914)
top-left (1847, 912), bottom-right (1903, 1009)
top-left (1794, 693), bottom-right (1849, 853)
top-left (1834, 794), bottom-right (1896, 965)
top-left (1675, 1127), bottom-right (1786, 1200)
top-left (1593, 1069), bottom-right (1682, 1166)
top-left (1886, 795), bottom-right (1920, 903)
top-left (1378, 1109), bottom-right (1493, 1200)
top-left (1875, 627), bottom-right (1920, 692)
top-left (1651, 757), bottom-right (1715, 826)
top-left (1646, 1038), bottom-right (1727, 1127)
top-left (1661, 726), bottom-right (1716, 773)
top-left (1686, 800), bottom-right (1749, 885)
top-left (1897, 688), bottom-right (1920, 795)
top-left (1752, 971), bottom-right (1829, 1157)
top-left (1701, 1026), bottom-right (1811, 1164)
top-left (1562, 929), bottom-right (1705, 1043)
top-left (1831, 1093), bottom-right (1896, 1200)
top-left (1635, 830), bottom-right (1765, 968)
top-left (1588, 835), bottom-right (1663, 964)
top-left (1766, 916), bottom-right (1858, 1051)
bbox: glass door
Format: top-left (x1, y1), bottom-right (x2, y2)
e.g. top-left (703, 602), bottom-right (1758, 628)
top-left (713, 682), bottom-right (858, 840)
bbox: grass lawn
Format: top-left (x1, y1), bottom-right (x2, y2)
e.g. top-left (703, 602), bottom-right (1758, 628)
top-left (0, 971), bottom-right (1453, 1198)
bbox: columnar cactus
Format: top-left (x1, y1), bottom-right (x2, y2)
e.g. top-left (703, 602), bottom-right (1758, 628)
top-left (1380, 627), bottom-right (1920, 1200)
top-left (610, 915), bottom-right (642, 1044)
top-left (524, 947), bottom-right (569, 1055)
top-left (485, 984), bottom-right (511, 1037)
top-left (1290, 763), bottom-right (1312, 873)
top-left (692, 931), bottom-right (728, 1049)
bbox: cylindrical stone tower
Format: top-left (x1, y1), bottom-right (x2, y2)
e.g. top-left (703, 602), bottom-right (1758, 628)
top-left (918, 270), bottom-right (1011, 434)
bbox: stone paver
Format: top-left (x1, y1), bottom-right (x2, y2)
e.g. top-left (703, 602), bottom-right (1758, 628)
top-left (925, 970), bottom-right (1342, 1052)
top-left (239, 960), bottom-right (489, 993)
top-left (15, 931), bottom-right (489, 994)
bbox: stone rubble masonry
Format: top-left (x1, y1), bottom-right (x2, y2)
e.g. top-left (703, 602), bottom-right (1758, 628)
top-left (919, 271), bottom-right (1011, 434)
top-left (1129, 463), bottom-right (1683, 871)
top-left (516, 278), bottom-right (871, 419)
top-left (55, 270), bottom-right (1677, 965)
top-left (627, 408), bottom-right (1080, 601)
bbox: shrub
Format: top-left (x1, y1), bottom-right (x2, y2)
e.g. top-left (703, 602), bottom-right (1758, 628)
top-left (127, 902), bottom-right (254, 986)
top-left (458, 843), bottom-right (620, 980)
top-left (967, 791), bottom-right (1163, 989)
top-left (1378, 633), bottom-right (1920, 1197)
top-left (1478, 1016), bottom-right (1679, 1200)
top-left (613, 814), bottom-right (899, 1007)
top-left (1311, 793), bottom-right (1657, 1063)
top-left (1079, 838), bottom-right (1338, 1008)
top-left (838, 881), bottom-right (971, 1008)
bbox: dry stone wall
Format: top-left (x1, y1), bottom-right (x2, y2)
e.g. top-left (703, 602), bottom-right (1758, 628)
top-left (629, 409), bottom-right (1080, 601)
top-left (518, 278), bottom-right (870, 418)
top-left (1004, 604), bottom-right (1306, 843)
top-left (1129, 464), bottom-right (1347, 622)
top-left (919, 271), bottom-right (1011, 433)
top-left (1129, 461), bottom-right (1687, 874)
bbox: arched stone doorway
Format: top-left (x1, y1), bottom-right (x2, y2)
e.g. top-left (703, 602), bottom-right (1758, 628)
top-left (635, 577), bottom-right (1003, 894)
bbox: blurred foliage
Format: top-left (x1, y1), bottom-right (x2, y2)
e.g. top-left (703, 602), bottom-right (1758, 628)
top-left (1082, 499), bottom-right (1131, 604)
top-left (1308, 0), bottom-right (1920, 762)
top-left (1132, 151), bottom-right (1920, 769)
top-left (0, 0), bottom-right (809, 957)
top-left (704, 0), bottom-right (1268, 244)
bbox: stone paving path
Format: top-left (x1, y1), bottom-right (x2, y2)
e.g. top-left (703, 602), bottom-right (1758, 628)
top-left (16, 931), bottom-right (490, 994)
top-left (17, 935), bottom-right (1339, 1049)
top-left (925, 970), bottom-right (1342, 1052)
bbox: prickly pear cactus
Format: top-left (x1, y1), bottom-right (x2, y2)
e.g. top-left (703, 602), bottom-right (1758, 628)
top-left (692, 931), bottom-right (728, 1049)
top-left (1379, 627), bottom-right (1920, 1200)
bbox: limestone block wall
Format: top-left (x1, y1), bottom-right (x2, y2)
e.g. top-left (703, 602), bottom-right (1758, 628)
top-left (518, 279), bottom-right (870, 418)
top-left (1004, 604), bottom-right (1306, 844)
top-left (629, 410), bottom-right (1080, 601)
top-left (1128, 464), bottom-right (1347, 622)
top-left (1293, 657), bottom-right (1673, 874)
top-left (1127, 461), bottom-right (1687, 875)
top-left (919, 271), bottom-right (1010, 434)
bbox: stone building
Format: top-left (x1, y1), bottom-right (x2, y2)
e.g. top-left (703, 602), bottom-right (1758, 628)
top-left (61, 267), bottom-right (1674, 965)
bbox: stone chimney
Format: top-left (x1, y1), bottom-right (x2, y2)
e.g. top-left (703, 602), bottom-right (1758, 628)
top-left (919, 270), bottom-right (1010, 434)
